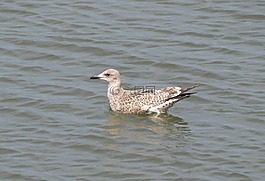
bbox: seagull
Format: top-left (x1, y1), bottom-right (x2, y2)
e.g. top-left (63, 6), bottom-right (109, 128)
top-left (90, 69), bottom-right (198, 116)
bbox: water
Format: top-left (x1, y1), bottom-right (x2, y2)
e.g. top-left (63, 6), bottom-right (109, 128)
top-left (0, 0), bottom-right (265, 180)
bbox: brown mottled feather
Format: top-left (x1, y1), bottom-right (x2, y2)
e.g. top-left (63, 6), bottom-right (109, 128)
top-left (90, 69), bottom-right (198, 115)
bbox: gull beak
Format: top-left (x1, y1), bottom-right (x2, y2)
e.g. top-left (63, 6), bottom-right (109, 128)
top-left (90, 75), bottom-right (101, 79)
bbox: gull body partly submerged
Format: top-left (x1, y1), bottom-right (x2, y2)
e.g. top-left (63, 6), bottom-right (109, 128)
top-left (90, 69), bottom-right (198, 116)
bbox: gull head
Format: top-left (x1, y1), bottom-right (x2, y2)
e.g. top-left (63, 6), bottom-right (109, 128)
top-left (90, 69), bottom-right (121, 84)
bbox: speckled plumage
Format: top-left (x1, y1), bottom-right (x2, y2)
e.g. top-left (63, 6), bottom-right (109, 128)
top-left (90, 69), bottom-right (198, 115)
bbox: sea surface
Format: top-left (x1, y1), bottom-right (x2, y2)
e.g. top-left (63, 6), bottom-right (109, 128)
top-left (0, 0), bottom-right (265, 180)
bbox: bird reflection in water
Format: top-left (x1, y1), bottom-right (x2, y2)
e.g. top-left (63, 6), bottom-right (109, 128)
top-left (105, 111), bottom-right (191, 138)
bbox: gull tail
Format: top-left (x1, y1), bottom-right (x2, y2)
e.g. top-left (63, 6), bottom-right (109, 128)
top-left (165, 85), bottom-right (199, 102)
top-left (180, 85), bottom-right (199, 93)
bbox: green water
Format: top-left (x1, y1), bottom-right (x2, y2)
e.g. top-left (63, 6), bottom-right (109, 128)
top-left (0, 0), bottom-right (264, 180)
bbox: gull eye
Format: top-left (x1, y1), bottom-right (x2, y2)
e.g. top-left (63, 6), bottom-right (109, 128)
top-left (105, 73), bottom-right (111, 77)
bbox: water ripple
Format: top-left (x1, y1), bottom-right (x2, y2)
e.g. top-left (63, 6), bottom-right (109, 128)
top-left (0, 0), bottom-right (265, 180)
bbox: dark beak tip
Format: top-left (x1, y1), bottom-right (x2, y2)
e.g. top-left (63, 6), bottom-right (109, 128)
top-left (90, 76), bottom-right (100, 79)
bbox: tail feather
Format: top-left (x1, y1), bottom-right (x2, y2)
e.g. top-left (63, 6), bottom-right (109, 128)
top-left (165, 85), bottom-right (199, 102)
top-left (180, 85), bottom-right (199, 93)
top-left (166, 92), bottom-right (196, 102)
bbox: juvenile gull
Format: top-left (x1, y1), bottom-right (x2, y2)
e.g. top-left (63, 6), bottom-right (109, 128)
top-left (90, 69), bottom-right (198, 116)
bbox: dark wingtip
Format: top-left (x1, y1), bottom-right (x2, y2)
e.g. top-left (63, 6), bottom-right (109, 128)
top-left (181, 85), bottom-right (199, 93)
top-left (165, 92), bottom-right (196, 102)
